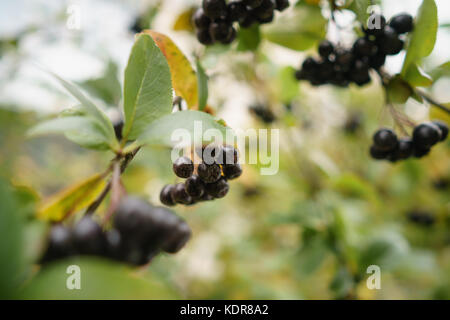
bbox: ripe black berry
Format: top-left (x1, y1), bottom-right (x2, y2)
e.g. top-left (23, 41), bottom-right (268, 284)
top-left (244, 0), bottom-right (264, 9)
top-left (72, 216), bottom-right (105, 255)
top-left (407, 210), bottom-right (435, 227)
top-left (173, 156), bottom-right (194, 178)
top-left (275, 0), bottom-right (289, 11)
top-left (171, 183), bottom-right (193, 205)
top-left (370, 145), bottom-right (389, 160)
top-left (220, 145), bottom-right (239, 165)
top-left (369, 52), bottom-right (386, 69)
top-left (433, 121), bottom-right (448, 141)
top-left (223, 163), bottom-right (243, 180)
top-left (373, 128), bottom-right (398, 151)
top-left (395, 138), bottom-right (414, 160)
top-left (104, 229), bottom-right (123, 260)
top-left (206, 177), bottom-right (230, 198)
top-left (412, 123), bottom-right (441, 149)
top-left (209, 21), bottom-right (233, 42)
top-left (185, 175), bottom-right (206, 198)
top-left (413, 146), bottom-right (430, 158)
top-left (197, 29), bottom-right (214, 45)
top-left (318, 40), bottom-right (334, 58)
top-left (365, 14), bottom-right (386, 36)
top-left (41, 225), bottom-right (74, 262)
top-left (161, 220), bottom-right (192, 254)
top-left (377, 26), bottom-right (403, 55)
top-left (160, 184), bottom-right (176, 206)
top-left (198, 163), bottom-right (222, 183)
top-left (389, 13), bottom-right (414, 34)
top-left (193, 8), bottom-right (211, 29)
top-left (114, 196), bottom-right (154, 236)
top-left (203, 0), bottom-right (227, 20)
top-left (352, 38), bottom-right (376, 57)
top-left (227, 1), bottom-right (248, 22)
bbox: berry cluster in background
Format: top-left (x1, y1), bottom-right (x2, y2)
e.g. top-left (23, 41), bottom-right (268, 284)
top-left (194, 0), bottom-right (289, 45)
top-left (295, 13), bottom-right (414, 87)
top-left (160, 145), bottom-right (243, 206)
top-left (41, 197), bottom-right (191, 266)
top-left (370, 121), bottom-right (449, 162)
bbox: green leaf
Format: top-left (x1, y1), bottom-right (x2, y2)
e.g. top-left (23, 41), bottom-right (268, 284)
top-left (27, 116), bottom-right (111, 150)
top-left (49, 72), bottom-right (119, 150)
top-left (0, 178), bottom-right (25, 299)
top-left (429, 61), bottom-right (450, 80)
top-left (19, 257), bottom-right (178, 299)
top-left (123, 34), bottom-right (173, 140)
top-left (276, 66), bottom-right (299, 104)
top-left (237, 24), bottom-right (261, 51)
top-left (37, 173), bottom-right (107, 222)
top-left (404, 64), bottom-right (433, 87)
top-left (262, 3), bottom-right (326, 51)
top-left (196, 58), bottom-right (208, 111)
top-left (80, 60), bottom-right (122, 106)
top-left (386, 76), bottom-right (414, 104)
top-left (401, 0), bottom-right (438, 77)
top-left (135, 110), bottom-right (233, 148)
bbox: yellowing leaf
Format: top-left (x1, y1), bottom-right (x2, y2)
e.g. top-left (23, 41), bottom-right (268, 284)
top-left (143, 30), bottom-right (199, 109)
top-left (430, 103), bottom-right (450, 124)
top-left (173, 8), bottom-right (195, 32)
top-left (37, 173), bottom-right (107, 222)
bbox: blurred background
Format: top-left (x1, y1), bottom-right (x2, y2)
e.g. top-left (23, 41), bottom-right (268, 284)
top-left (0, 0), bottom-right (449, 299)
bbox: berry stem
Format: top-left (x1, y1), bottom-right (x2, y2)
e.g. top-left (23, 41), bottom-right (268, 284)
top-left (102, 162), bottom-right (126, 225)
top-left (414, 88), bottom-right (450, 115)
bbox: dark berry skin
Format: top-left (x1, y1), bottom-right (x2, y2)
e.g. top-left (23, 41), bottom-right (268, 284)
top-left (253, 0), bottom-right (275, 20)
top-left (41, 225), bottom-right (74, 263)
top-left (275, 0), bottom-right (290, 11)
top-left (114, 196), bottom-right (155, 238)
top-left (104, 229), bottom-right (123, 261)
top-left (395, 138), bottom-right (414, 160)
top-left (209, 21), bottom-right (233, 42)
top-left (370, 145), bottom-right (389, 160)
top-left (223, 163), bottom-right (243, 180)
top-left (160, 184), bottom-right (176, 206)
top-left (197, 29), bottom-right (214, 45)
top-left (198, 163), bottom-right (222, 183)
top-left (244, 0), bottom-right (264, 9)
top-left (161, 221), bottom-right (192, 254)
top-left (433, 121), bottom-right (449, 141)
top-left (352, 38), bottom-right (376, 57)
top-left (221, 27), bottom-right (237, 44)
top-left (206, 177), bottom-right (230, 198)
top-left (173, 156), bottom-right (194, 178)
top-left (413, 123), bottom-right (441, 149)
top-left (185, 175), bottom-right (206, 198)
top-left (377, 26), bottom-right (404, 55)
top-left (389, 13), bottom-right (414, 34)
top-left (334, 50), bottom-right (355, 73)
top-left (407, 210), bottom-right (435, 227)
top-left (413, 146), bottom-right (431, 158)
top-left (365, 14), bottom-right (386, 36)
top-left (72, 216), bottom-right (105, 256)
top-left (227, 1), bottom-right (248, 22)
top-left (318, 40), bottom-right (334, 58)
top-left (373, 128), bottom-right (398, 151)
top-left (193, 8), bottom-right (211, 29)
top-left (203, 0), bottom-right (227, 20)
top-left (220, 145), bottom-right (239, 165)
top-left (171, 183), bottom-right (192, 205)
top-left (113, 120), bottom-right (124, 141)
top-left (369, 52), bottom-right (386, 69)
top-left (239, 13), bottom-right (256, 28)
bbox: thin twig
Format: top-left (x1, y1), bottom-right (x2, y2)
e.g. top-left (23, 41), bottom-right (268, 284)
top-left (415, 88), bottom-right (450, 115)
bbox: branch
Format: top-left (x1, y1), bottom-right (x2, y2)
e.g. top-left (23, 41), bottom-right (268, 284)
top-left (415, 88), bottom-right (450, 115)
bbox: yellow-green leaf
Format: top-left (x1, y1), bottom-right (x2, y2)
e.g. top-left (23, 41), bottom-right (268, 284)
top-left (143, 30), bottom-right (199, 109)
top-left (37, 173), bottom-right (106, 222)
top-left (173, 7), bottom-right (195, 32)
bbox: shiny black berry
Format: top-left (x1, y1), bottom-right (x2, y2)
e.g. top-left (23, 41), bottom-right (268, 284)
top-left (173, 156), bottom-right (194, 178)
top-left (223, 163), bottom-right (243, 180)
top-left (370, 145), bottom-right (389, 160)
top-left (433, 121), bottom-right (448, 141)
top-left (203, 0), bottom-right (227, 20)
top-left (160, 184), bottom-right (176, 206)
top-left (389, 13), bottom-right (414, 34)
top-left (395, 138), bottom-right (414, 160)
top-left (193, 8), bottom-right (211, 29)
top-left (253, 0), bottom-right (275, 20)
top-left (227, 1), bottom-right (248, 22)
top-left (244, 0), bottom-right (264, 9)
top-left (275, 0), bottom-right (289, 11)
top-left (377, 26), bottom-right (403, 55)
top-left (220, 145), bottom-right (239, 165)
top-left (161, 220), bottom-right (192, 254)
top-left (318, 40), bottom-right (334, 58)
top-left (206, 177), bottom-right (230, 198)
top-left (413, 146), bottom-right (431, 158)
top-left (373, 128), bottom-right (398, 151)
top-left (352, 38), bottom-right (376, 57)
top-left (185, 175), bottom-right (206, 198)
top-left (197, 29), bottom-right (214, 45)
top-left (41, 225), bottom-right (74, 263)
top-left (114, 196), bottom-right (154, 236)
top-left (412, 123), bottom-right (441, 149)
top-left (369, 52), bottom-right (386, 69)
top-left (72, 216), bottom-right (105, 255)
top-left (171, 183), bottom-right (192, 205)
top-left (209, 21), bottom-right (233, 42)
top-left (198, 163), bottom-right (222, 183)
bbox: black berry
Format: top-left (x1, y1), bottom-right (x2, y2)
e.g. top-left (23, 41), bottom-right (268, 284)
top-left (197, 29), bottom-right (214, 45)
top-left (370, 145), bottom-right (389, 160)
top-left (275, 0), bottom-right (289, 11)
top-left (198, 163), bottom-right (222, 183)
top-left (72, 216), bottom-right (105, 255)
top-left (373, 128), bottom-right (398, 151)
top-left (41, 225), bottom-right (74, 263)
top-left (223, 163), bottom-right (243, 180)
top-left (209, 21), bottom-right (233, 42)
top-left (193, 8), bottom-right (211, 29)
top-left (160, 184), bottom-right (176, 206)
top-left (432, 121), bottom-right (448, 141)
top-left (161, 220), bottom-right (192, 254)
top-left (171, 183), bottom-right (193, 205)
top-left (412, 123), bottom-right (441, 149)
top-left (173, 156), bottom-right (194, 178)
top-left (206, 177), bottom-right (230, 198)
top-left (389, 13), bottom-right (414, 34)
top-left (227, 1), bottom-right (248, 22)
top-left (203, 0), bottom-right (227, 20)
top-left (185, 175), bottom-right (206, 198)
top-left (318, 40), bottom-right (334, 58)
